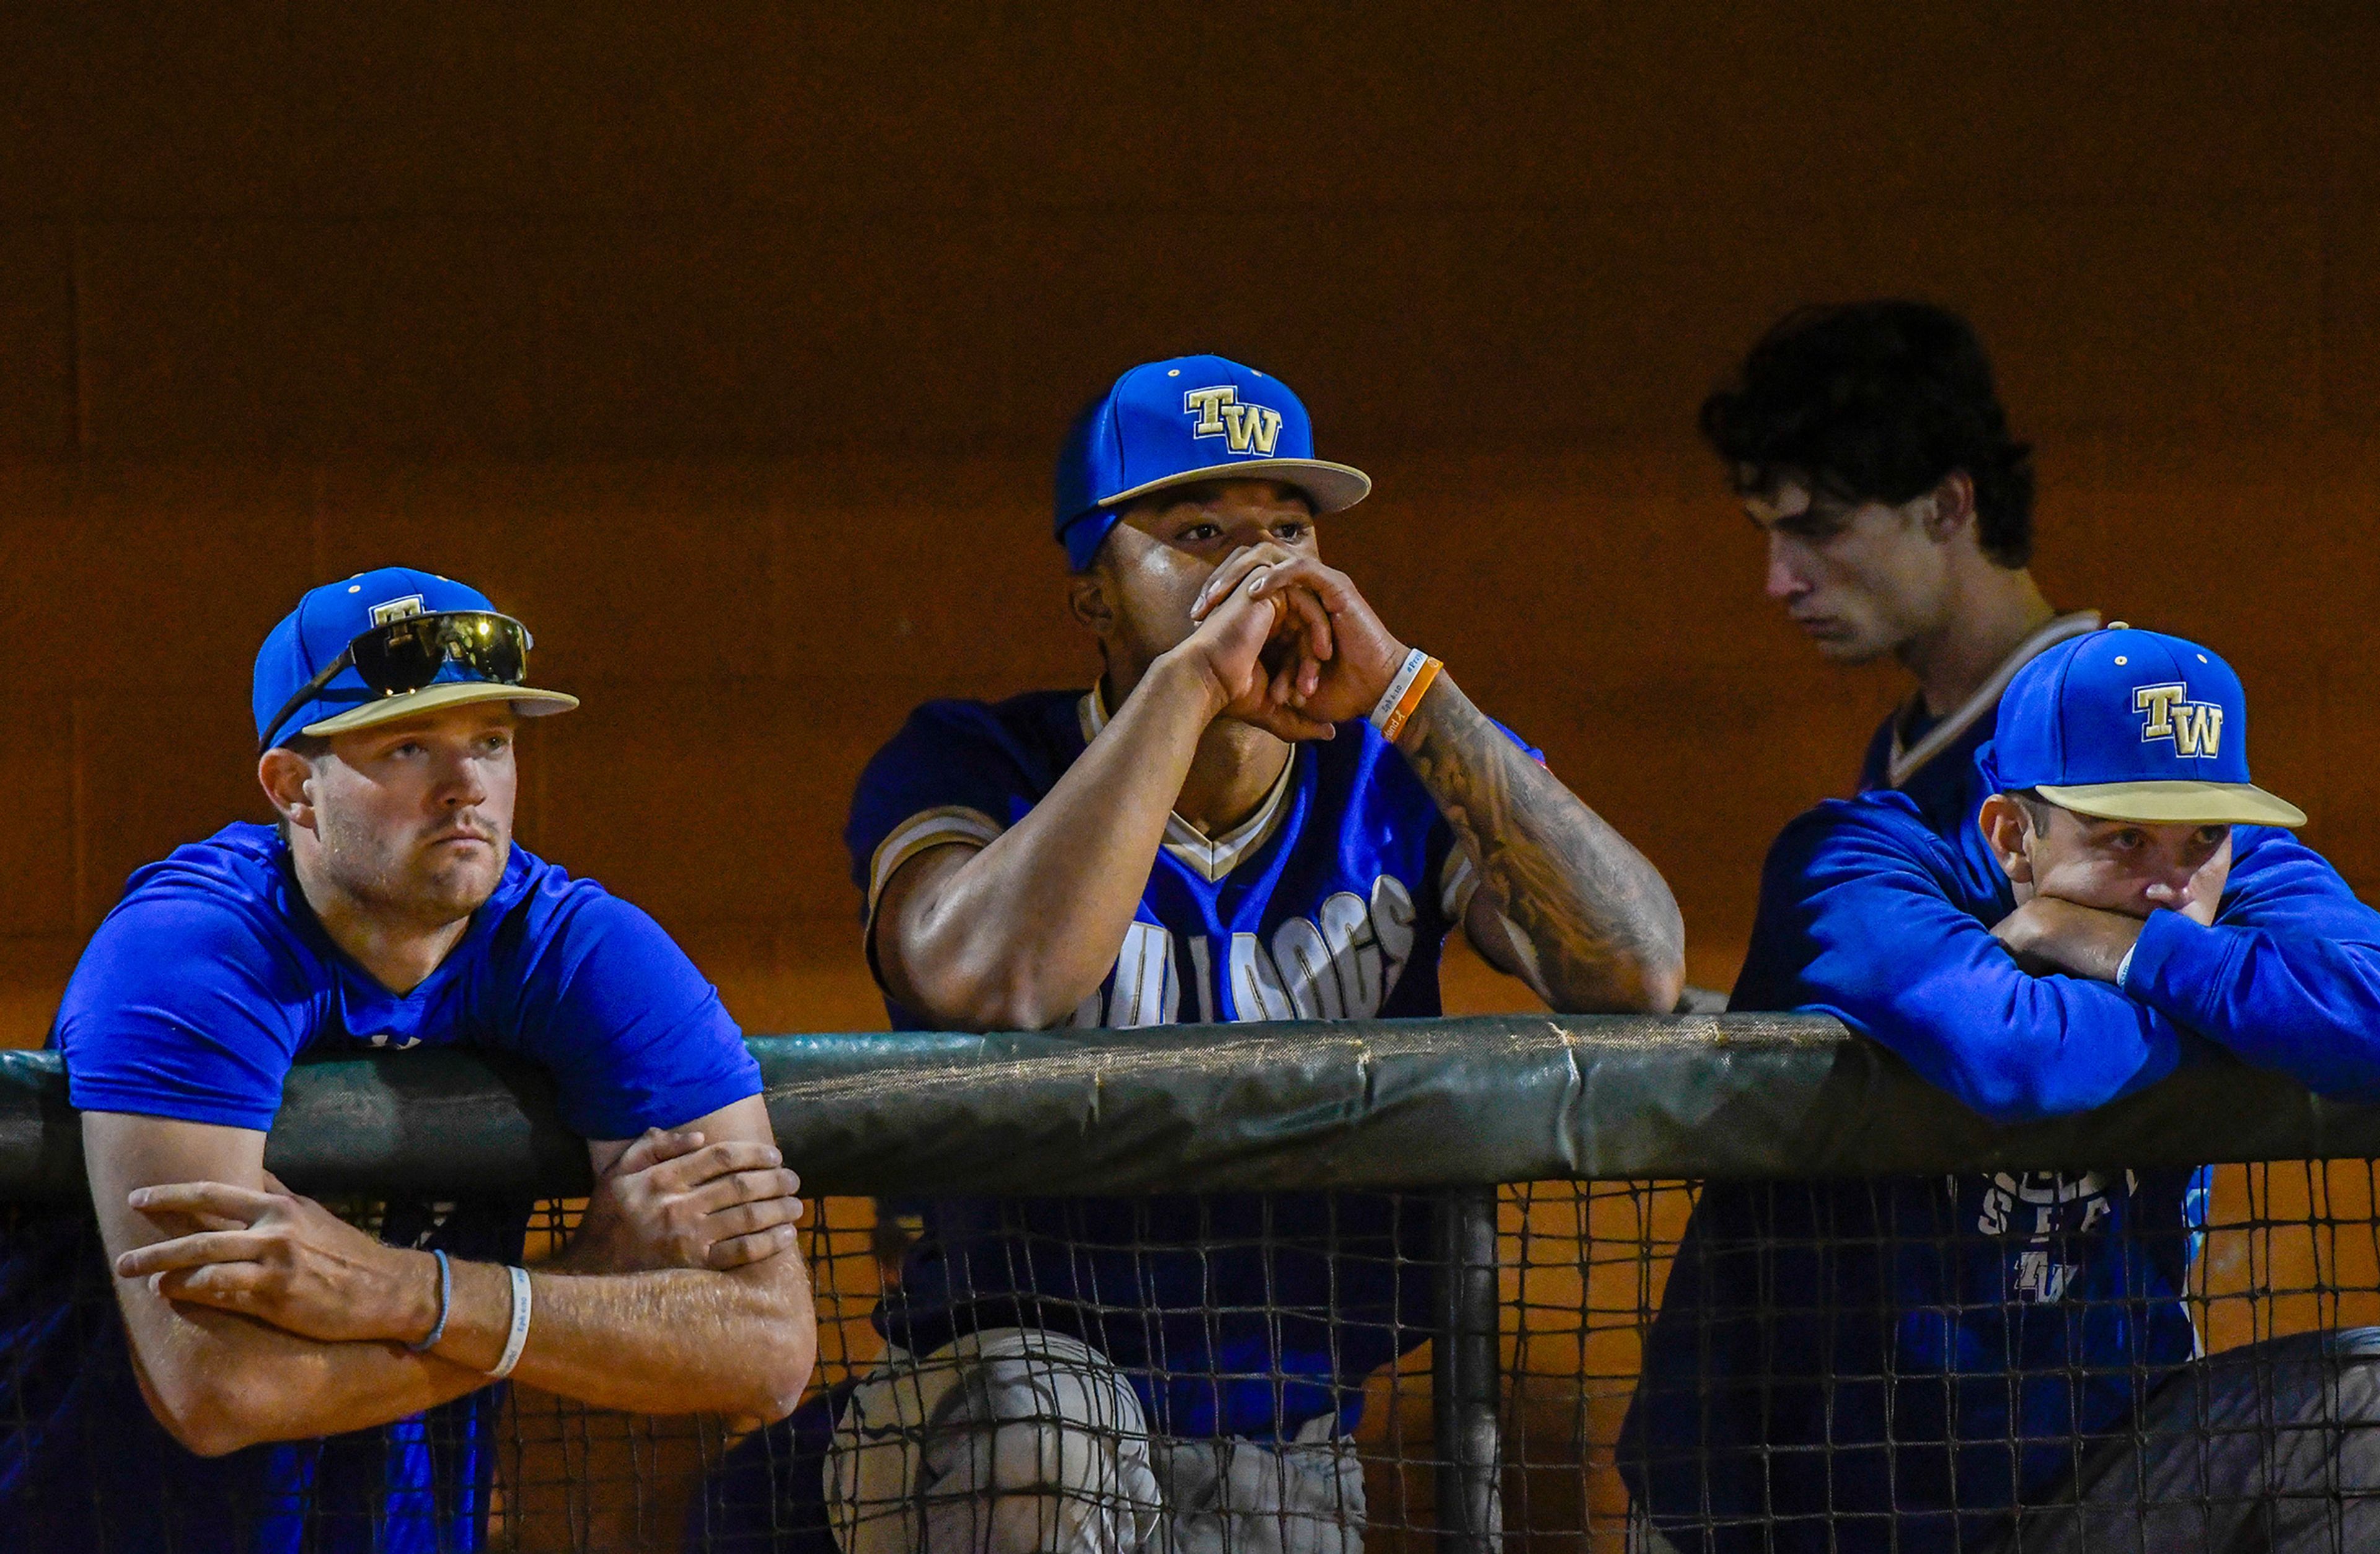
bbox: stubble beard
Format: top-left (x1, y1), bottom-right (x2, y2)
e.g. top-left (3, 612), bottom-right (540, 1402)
top-left (322, 817), bottom-right (509, 932)
top-left (409, 831), bottom-right (509, 925)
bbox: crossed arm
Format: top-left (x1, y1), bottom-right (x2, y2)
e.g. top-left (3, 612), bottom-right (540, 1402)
top-left (90, 1092), bottom-right (816, 1456)
top-left (1744, 810), bottom-right (2380, 1124)
top-left (1733, 810), bottom-right (2188, 1125)
top-left (1991, 829), bottom-right (2380, 1100)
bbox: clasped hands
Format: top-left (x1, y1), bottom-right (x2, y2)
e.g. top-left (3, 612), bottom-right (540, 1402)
top-left (1176, 543), bottom-right (1412, 742)
top-left (112, 1125), bottom-right (803, 1349)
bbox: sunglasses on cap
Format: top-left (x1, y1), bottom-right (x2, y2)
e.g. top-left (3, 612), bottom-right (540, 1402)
top-left (260, 611), bottom-right (535, 751)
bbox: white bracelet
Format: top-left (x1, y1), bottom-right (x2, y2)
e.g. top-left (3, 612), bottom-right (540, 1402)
top-left (2115, 943), bottom-right (2138, 989)
top-left (487, 1265), bottom-right (533, 1381)
top-left (1370, 648), bottom-right (1431, 732)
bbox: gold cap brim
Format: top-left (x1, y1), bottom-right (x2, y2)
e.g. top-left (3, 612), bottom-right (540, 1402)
top-left (1100, 457), bottom-right (1372, 515)
top-left (300, 680), bottom-right (580, 738)
top-left (2034, 779), bottom-right (2306, 829)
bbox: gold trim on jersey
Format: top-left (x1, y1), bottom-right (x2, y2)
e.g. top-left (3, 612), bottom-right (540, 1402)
top-left (865, 804), bottom-right (1006, 915)
top-left (1887, 610), bottom-right (2102, 789)
top-left (1080, 682), bottom-right (1297, 883)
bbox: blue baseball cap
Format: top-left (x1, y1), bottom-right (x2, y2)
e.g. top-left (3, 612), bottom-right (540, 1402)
top-left (1053, 354), bottom-right (1372, 571)
top-left (1984, 625), bottom-right (2303, 827)
top-left (253, 567), bottom-right (579, 748)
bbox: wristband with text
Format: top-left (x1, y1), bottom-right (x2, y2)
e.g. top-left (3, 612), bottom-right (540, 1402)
top-left (1372, 649), bottom-right (1443, 743)
top-left (487, 1265), bottom-right (533, 1381)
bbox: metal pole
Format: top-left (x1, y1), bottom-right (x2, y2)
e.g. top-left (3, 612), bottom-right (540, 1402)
top-left (1434, 1184), bottom-right (1503, 1554)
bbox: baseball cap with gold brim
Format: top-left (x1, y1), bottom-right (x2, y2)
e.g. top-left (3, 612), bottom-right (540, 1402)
top-left (1983, 623), bottom-right (2305, 830)
top-left (2033, 778), bottom-right (2304, 828)
top-left (254, 568), bottom-right (578, 751)
top-left (1053, 354), bottom-right (1372, 571)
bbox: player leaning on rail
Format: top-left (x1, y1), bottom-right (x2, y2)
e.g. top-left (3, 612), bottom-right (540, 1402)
top-left (1623, 628), bottom-right (2380, 1553)
top-left (701, 354), bottom-right (1683, 1554)
top-left (0, 569), bottom-right (815, 1550)
top-left (1616, 298), bottom-right (2380, 1552)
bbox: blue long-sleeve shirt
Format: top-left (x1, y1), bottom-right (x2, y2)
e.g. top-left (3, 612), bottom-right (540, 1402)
top-left (1620, 772), bottom-right (2380, 1554)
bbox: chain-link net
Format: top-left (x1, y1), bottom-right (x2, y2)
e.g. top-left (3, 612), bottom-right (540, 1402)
top-left (8, 1166), bottom-right (2380, 1549)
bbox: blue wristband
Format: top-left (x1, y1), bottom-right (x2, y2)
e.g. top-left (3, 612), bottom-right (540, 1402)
top-left (408, 1249), bottom-right (452, 1354)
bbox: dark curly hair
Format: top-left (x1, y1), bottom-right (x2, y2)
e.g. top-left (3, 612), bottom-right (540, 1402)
top-left (1699, 301), bottom-right (2037, 567)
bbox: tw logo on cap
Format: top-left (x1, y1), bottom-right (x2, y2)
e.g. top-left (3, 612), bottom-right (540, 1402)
top-left (1181, 386), bottom-right (1283, 455)
top-left (2135, 683), bottom-right (2224, 758)
top-left (369, 594), bottom-right (426, 627)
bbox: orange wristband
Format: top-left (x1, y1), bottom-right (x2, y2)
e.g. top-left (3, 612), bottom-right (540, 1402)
top-left (1378, 656), bottom-right (1442, 742)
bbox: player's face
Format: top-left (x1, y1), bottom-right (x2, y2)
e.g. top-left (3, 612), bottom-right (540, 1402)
top-left (1088, 479), bottom-right (1320, 678)
top-left (2001, 799), bottom-right (2234, 923)
top-left (311, 703), bottom-right (519, 924)
top-left (1744, 474), bottom-right (1952, 664)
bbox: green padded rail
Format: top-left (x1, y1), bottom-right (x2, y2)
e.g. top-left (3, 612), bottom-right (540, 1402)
top-left (6, 1014), bottom-right (2380, 1201)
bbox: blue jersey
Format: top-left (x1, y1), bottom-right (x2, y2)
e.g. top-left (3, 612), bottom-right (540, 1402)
top-left (1857, 696), bottom-right (1986, 833)
top-left (1621, 760), bottom-right (2380, 1553)
top-left (1857, 611), bottom-right (2101, 836)
top-left (846, 687), bottom-right (1527, 1439)
top-left (4, 822), bottom-right (760, 1553)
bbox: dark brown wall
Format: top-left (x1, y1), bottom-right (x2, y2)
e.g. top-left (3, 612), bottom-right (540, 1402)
top-left (4, 5), bottom-right (2378, 1043)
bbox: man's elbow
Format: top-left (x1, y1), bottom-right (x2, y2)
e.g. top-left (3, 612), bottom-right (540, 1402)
top-left (748, 1350), bottom-right (816, 1423)
top-left (1550, 947), bottom-right (1686, 1017)
top-left (139, 1365), bottom-right (290, 1457)
top-left (736, 1308), bottom-right (819, 1423)
top-left (1628, 953), bottom-right (1689, 1017)
top-left (171, 1414), bottom-right (269, 1460)
top-left (1577, 905), bottom-right (1690, 1017)
top-left (1951, 1062), bottom-right (2112, 1128)
top-left (1962, 1083), bottom-right (2059, 1130)
top-left (960, 987), bottom-right (1077, 1034)
top-left (913, 964), bottom-right (1085, 1033)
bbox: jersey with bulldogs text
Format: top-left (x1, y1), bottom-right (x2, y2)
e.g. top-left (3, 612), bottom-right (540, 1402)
top-left (845, 685), bottom-right (1536, 1440)
top-left (1620, 752), bottom-right (2380, 1554)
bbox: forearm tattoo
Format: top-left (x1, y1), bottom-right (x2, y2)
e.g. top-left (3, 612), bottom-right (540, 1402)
top-left (1396, 675), bottom-right (1684, 1012)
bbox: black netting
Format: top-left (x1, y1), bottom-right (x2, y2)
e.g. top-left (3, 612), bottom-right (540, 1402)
top-left (7, 1169), bottom-right (2380, 1550)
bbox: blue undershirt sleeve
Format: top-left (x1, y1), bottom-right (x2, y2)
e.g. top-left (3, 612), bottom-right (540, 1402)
top-left (2121, 828), bottom-right (2380, 1100)
top-left (1732, 804), bottom-right (2185, 1126)
top-left (55, 895), bottom-right (304, 1131)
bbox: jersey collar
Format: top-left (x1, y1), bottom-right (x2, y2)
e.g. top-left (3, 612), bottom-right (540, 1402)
top-left (271, 823), bottom-right (533, 1003)
top-left (1080, 681), bottom-right (1298, 884)
top-left (1887, 610), bottom-right (2101, 789)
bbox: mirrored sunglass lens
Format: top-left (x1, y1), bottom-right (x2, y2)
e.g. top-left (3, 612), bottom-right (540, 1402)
top-left (351, 618), bottom-right (451, 693)
top-left (346, 613), bottom-right (529, 697)
top-left (441, 616), bottom-right (526, 682)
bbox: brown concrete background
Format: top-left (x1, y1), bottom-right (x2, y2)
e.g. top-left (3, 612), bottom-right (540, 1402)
top-left (6, 6), bottom-right (2378, 1043)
